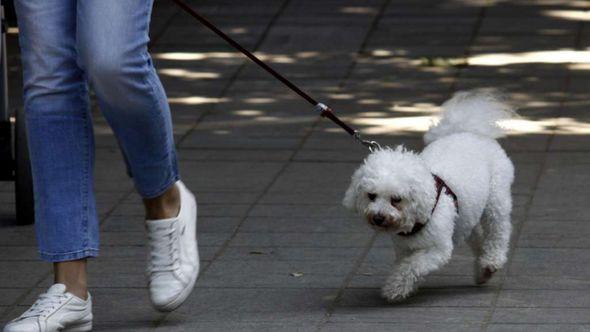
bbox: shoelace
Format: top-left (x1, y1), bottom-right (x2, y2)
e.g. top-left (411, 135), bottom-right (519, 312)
top-left (147, 222), bottom-right (180, 273)
top-left (20, 293), bottom-right (68, 319)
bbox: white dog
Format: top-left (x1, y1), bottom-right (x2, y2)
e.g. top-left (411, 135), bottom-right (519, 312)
top-left (343, 90), bottom-right (515, 302)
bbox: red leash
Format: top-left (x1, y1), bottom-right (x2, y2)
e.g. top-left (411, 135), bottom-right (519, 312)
top-left (171, 0), bottom-right (380, 151)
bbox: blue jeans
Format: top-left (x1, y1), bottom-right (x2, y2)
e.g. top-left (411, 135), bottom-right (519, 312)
top-left (14, 0), bottom-right (179, 262)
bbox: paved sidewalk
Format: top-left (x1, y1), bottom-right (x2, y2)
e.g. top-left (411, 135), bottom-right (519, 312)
top-left (2, 0), bottom-right (590, 331)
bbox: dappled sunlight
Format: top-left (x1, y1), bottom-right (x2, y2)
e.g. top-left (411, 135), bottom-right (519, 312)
top-left (233, 110), bottom-right (264, 116)
top-left (168, 96), bottom-right (226, 105)
top-left (339, 6), bottom-right (377, 15)
top-left (328, 93), bottom-right (356, 100)
top-left (154, 52), bottom-right (237, 61)
top-left (153, 51), bottom-right (330, 65)
top-left (389, 103), bottom-right (441, 114)
top-left (243, 97), bottom-right (276, 104)
top-left (351, 115), bottom-right (434, 134)
top-left (544, 10), bottom-right (590, 21)
top-left (467, 50), bottom-right (590, 66)
top-left (344, 113), bottom-right (590, 136)
top-left (358, 99), bottom-right (381, 105)
top-left (158, 68), bottom-right (220, 79)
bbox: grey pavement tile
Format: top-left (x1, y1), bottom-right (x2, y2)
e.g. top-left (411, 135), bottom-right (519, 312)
top-left (496, 290), bottom-right (590, 308)
top-left (479, 17), bottom-right (577, 35)
top-left (550, 135), bottom-right (590, 152)
top-left (92, 320), bottom-right (156, 331)
top-left (511, 163), bottom-right (543, 195)
top-left (248, 204), bottom-right (356, 218)
top-left (0, 246), bottom-right (38, 261)
top-left (230, 231), bottom-right (373, 248)
top-left (197, 259), bottom-right (354, 288)
top-left (0, 306), bottom-right (11, 324)
top-left (155, 321), bottom-right (318, 332)
top-left (156, 24), bottom-right (268, 50)
top-left (0, 288), bottom-right (28, 306)
top-left (165, 288), bottom-right (336, 323)
top-left (349, 273), bottom-right (500, 290)
top-left (356, 245), bottom-right (492, 279)
top-left (544, 152), bottom-right (590, 166)
top-left (238, 216), bottom-right (364, 233)
top-left (330, 306), bottom-right (490, 323)
top-left (0, 227), bottom-right (37, 246)
top-left (292, 149), bottom-right (370, 163)
top-left (178, 161), bottom-right (286, 191)
top-left (491, 308), bottom-right (590, 324)
top-left (179, 132), bottom-right (302, 150)
top-left (527, 203), bottom-right (590, 221)
top-left (507, 248), bottom-right (590, 277)
top-left (338, 287), bottom-right (496, 307)
top-left (461, 64), bottom-right (568, 78)
top-left (177, 149), bottom-right (293, 162)
top-left (0, 262), bottom-right (50, 288)
top-left (502, 275), bottom-right (590, 290)
top-left (517, 220), bottom-right (590, 248)
top-left (258, 25), bottom-right (370, 53)
top-left (487, 324), bottom-right (590, 332)
top-left (471, 35), bottom-right (576, 53)
top-left (257, 191), bottom-right (351, 205)
top-left (322, 322), bottom-right (481, 332)
top-left (218, 246), bottom-right (362, 262)
top-left (266, 162), bottom-right (358, 193)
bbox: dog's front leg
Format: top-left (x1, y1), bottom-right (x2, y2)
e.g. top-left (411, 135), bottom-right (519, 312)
top-left (382, 245), bottom-right (452, 302)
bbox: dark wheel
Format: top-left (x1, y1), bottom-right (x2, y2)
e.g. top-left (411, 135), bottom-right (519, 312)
top-left (14, 106), bottom-right (34, 225)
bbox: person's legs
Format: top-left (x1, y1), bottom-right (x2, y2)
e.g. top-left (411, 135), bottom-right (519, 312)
top-left (76, 1), bottom-right (199, 312)
top-left (76, 0), bottom-right (180, 204)
top-left (14, 0), bottom-right (96, 298)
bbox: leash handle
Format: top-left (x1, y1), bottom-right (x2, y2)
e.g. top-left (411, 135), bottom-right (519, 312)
top-left (171, 0), bottom-right (377, 150)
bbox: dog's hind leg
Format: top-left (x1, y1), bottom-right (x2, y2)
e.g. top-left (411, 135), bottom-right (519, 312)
top-left (476, 181), bottom-right (512, 284)
top-left (468, 224), bottom-right (496, 284)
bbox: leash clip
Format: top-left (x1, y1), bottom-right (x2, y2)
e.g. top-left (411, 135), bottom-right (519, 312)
top-left (314, 103), bottom-right (381, 152)
top-left (354, 130), bottom-right (381, 152)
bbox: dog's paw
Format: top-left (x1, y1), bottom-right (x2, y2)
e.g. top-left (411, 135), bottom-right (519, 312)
top-left (381, 276), bottom-right (416, 303)
top-left (475, 266), bottom-right (497, 285)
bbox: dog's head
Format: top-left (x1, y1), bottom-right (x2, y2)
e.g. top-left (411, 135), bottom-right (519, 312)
top-left (343, 146), bottom-right (436, 233)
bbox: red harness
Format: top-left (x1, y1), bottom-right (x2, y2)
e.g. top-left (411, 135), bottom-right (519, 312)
top-left (398, 174), bottom-right (459, 237)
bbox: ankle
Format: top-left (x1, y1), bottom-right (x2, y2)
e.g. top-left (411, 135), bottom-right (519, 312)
top-left (144, 184), bottom-right (180, 220)
top-left (54, 259), bottom-right (88, 300)
top-left (64, 284), bottom-right (88, 300)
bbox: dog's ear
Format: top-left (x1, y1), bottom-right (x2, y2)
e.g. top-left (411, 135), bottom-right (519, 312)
top-left (343, 167), bottom-right (363, 212)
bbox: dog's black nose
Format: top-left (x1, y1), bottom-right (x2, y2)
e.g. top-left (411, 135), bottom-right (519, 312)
top-left (372, 215), bottom-right (385, 226)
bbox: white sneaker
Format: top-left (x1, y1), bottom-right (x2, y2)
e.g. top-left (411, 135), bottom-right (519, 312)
top-left (3, 284), bottom-right (92, 332)
top-left (146, 180), bottom-right (200, 312)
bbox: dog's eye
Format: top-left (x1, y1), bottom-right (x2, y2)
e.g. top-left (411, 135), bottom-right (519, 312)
top-left (367, 193), bottom-right (377, 201)
top-left (390, 196), bottom-right (402, 205)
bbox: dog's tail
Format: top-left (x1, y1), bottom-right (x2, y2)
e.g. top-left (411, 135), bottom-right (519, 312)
top-left (424, 89), bottom-right (516, 144)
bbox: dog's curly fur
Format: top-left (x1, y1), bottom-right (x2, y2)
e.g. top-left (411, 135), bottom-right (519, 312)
top-left (343, 90), bottom-right (515, 302)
